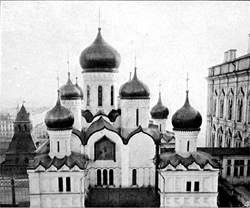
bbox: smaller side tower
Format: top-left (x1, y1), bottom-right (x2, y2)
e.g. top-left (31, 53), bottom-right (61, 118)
top-left (119, 67), bottom-right (150, 137)
top-left (60, 72), bottom-right (83, 131)
top-left (45, 91), bottom-right (74, 158)
top-left (150, 92), bottom-right (169, 133)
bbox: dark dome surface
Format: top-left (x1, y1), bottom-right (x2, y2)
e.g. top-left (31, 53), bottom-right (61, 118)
top-left (79, 28), bottom-right (121, 72)
top-left (172, 91), bottom-right (202, 131)
top-left (119, 68), bottom-right (150, 99)
top-left (60, 73), bottom-right (82, 100)
top-left (45, 91), bottom-right (74, 130)
top-left (75, 77), bottom-right (83, 100)
top-left (150, 93), bottom-right (169, 119)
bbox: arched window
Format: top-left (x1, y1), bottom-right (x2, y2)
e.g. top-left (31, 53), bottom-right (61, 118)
top-left (132, 169), bottom-right (137, 186)
top-left (111, 86), bottom-right (114, 106)
top-left (103, 169), bottom-right (108, 185)
top-left (211, 133), bottom-right (215, 147)
top-left (219, 97), bottom-right (224, 118)
top-left (213, 98), bottom-right (217, 117)
top-left (57, 141), bottom-right (60, 152)
top-left (136, 109), bottom-right (139, 127)
top-left (228, 98), bottom-right (233, 120)
top-left (109, 169), bottom-right (114, 186)
top-left (18, 124), bottom-right (21, 131)
top-left (237, 99), bottom-right (243, 122)
top-left (247, 99), bottom-right (250, 124)
top-left (234, 132), bottom-right (242, 147)
top-left (97, 169), bottom-right (101, 186)
top-left (87, 85), bottom-right (90, 106)
top-left (98, 86), bottom-right (102, 106)
top-left (187, 141), bottom-right (190, 152)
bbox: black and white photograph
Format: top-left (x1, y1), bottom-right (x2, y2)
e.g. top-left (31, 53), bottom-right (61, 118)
top-left (0, 1), bottom-right (250, 207)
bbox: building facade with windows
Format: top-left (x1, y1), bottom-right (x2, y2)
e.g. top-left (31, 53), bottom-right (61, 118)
top-left (0, 113), bottom-right (15, 140)
top-left (206, 38), bottom-right (250, 148)
top-left (158, 90), bottom-right (220, 208)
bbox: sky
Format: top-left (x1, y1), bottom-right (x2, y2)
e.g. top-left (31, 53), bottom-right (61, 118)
top-left (1, 1), bottom-right (250, 144)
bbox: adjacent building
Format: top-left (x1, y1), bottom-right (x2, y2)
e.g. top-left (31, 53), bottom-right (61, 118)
top-left (206, 35), bottom-right (250, 148)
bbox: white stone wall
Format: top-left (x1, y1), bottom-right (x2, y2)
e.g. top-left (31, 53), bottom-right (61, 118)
top-left (48, 130), bottom-right (72, 158)
top-left (120, 99), bottom-right (150, 137)
top-left (82, 72), bottom-right (118, 115)
top-left (28, 171), bottom-right (86, 208)
top-left (158, 170), bottom-right (219, 207)
top-left (174, 131), bottom-right (199, 153)
top-left (62, 100), bottom-right (82, 131)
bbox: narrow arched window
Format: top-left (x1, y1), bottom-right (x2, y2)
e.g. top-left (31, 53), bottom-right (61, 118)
top-left (136, 109), bottom-right (139, 127)
top-left (103, 169), bottom-right (107, 185)
top-left (111, 86), bottom-right (114, 106)
top-left (237, 99), bottom-right (243, 122)
top-left (18, 124), bottom-right (21, 131)
top-left (109, 169), bottom-right (114, 186)
top-left (248, 99), bottom-right (250, 124)
top-left (57, 141), bottom-right (60, 152)
top-left (220, 98), bottom-right (224, 118)
top-left (187, 141), bottom-right (190, 152)
top-left (87, 85), bottom-right (90, 106)
top-left (98, 86), bottom-right (102, 106)
top-left (132, 169), bottom-right (137, 186)
top-left (228, 99), bottom-right (233, 120)
top-left (213, 99), bottom-right (217, 117)
top-left (97, 169), bottom-right (101, 186)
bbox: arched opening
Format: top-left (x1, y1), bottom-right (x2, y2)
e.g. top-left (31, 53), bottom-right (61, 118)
top-left (111, 86), bottom-right (114, 106)
top-left (237, 99), bottom-right (243, 122)
top-left (136, 109), bottom-right (139, 127)
top-left (220, 97), bottom-right (224, 118)
top-left (109, 169), bottom-right (114, 186)
top-left (57, 141), bottom-right (60, 152)
top-left (228, 99), bottom-right (233, 120)
top-left (187, 141), bottom-right (190, 152)
top-left (132, 169), bottom-right (137, 186)
top-left (97, 169), bottom-right (101, 186)
top-left (98, 86), bottom-right (102, 106)
top-left (103, 169), bottom-right (108, 185)
top-left (87, 85), bottom-right (90, 106)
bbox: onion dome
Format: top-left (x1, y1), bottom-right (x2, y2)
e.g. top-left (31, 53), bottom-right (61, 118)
top-left (45, 91), bottom-right (74, 130)
top-left (79, 28), bottom-right (121, 72)
top-left (60, 73), bottom-right (82, 100)
top-left (150, 93), bottom-right (169, 119)
top-left (119, 67), bottom-right (150, 99)
top-left (75, 77), bottom-right (83, 100)
top-left (172, 91), bottom-right (202, 131)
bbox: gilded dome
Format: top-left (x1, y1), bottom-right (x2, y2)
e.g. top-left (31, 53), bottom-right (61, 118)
top-left (172, 91), bottom-right (202, 131)
top-left (150, 93), bottom-right (169, 119)
top-left (60, 73), bottom-right (83, 100)
top-left (45, 91), bottom-right (74, 130)
top-left (79, 28), bottom-right (121, 72)
top-left (119, 68), bottom-right (150, 99)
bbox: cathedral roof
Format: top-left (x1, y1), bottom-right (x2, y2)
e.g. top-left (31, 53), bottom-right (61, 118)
top-left (45, 91), bottom-right (74, 130)
top-left (28, 151), bottom-right (88, 170)
top-left (159, 151), bottom-right (220, 170)
top-left (60, 73), bottom-right (83, 100)
top-left (172, 91), bottom-right (202, 131)
top-left (82, 109), bottom-right (121, 123)
top-left (79, 28), bottom-right (121, 72)
top-left (119, 67), bottom-right (150, 99)
top-left (15, 104), bottom-right (30, 122)
top-left (150, 93), bottom-right (169, 119)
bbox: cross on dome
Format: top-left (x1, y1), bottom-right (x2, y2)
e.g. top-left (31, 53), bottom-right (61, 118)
top-left (186, 72), bottom-right (189, 92)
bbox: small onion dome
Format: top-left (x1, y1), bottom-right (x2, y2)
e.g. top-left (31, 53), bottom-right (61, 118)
top-left (79, 28), bottom-right (121, 72)
top-left (150, 93), bottom-right (169, 119)
top-left (75, 77), bottom-right (83, 100)
top-left (119, 67), bottom-right (150, 99)
top-left (60, 73), bottom-right (82, 100)
top-left (172, 91), bottom-right (202, 131)
top-left (45, 91), bottom-right (74, 130)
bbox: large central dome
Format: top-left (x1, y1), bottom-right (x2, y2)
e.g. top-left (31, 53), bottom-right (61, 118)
top-left (79, 28), bottom-right (121, 72)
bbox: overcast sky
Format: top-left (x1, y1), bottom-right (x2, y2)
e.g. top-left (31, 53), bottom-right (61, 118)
top-left (1, 1), bottom-right (250, 144)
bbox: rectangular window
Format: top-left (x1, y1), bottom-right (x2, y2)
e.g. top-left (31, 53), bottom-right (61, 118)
top-left (226, 166), bottom-right (231, 176)
top-left (194, 181), bottom-right (199, 191)
top-left (239, 160), bottom-right (245, 176)
top-left (58, 177), bottom-right (63, 192)
top-left (247, 160), bottom-right (250, 176)
top-left (66, 177), bottom-right (71, 192)
top-left (186, 181), bottom-right (191, 192)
